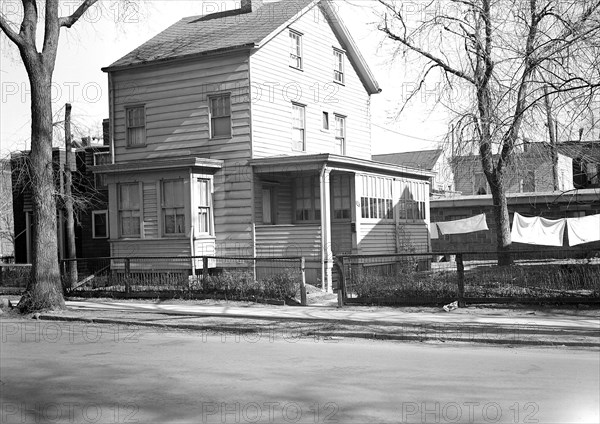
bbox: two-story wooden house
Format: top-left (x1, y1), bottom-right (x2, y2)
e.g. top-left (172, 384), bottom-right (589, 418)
top-left (97, 0), bottom-right (432, 291)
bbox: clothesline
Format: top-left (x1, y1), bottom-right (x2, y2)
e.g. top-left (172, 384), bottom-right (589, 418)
top-left (430, 212), bottom-right (600, 247)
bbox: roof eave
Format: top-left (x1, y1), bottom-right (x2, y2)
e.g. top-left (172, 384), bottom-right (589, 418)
top-left (102, 43), bottom-right (257, 73)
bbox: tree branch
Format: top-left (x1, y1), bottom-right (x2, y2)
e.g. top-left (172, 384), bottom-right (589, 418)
top-left (58, 0), bottom-right (99, 28)
top-left (0, 13), bottom-right (23, 48)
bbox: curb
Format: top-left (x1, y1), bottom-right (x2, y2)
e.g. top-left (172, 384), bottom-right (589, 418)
top-left (37, 314), bottom-right (600, 348)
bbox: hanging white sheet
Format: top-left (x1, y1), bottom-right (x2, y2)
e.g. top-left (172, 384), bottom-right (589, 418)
top-left (566, 214), bottom-right (600, 246)
top-left (436, 213), bottom-right (489, 235)
top-left (511, 212), bottom-right (566, 246)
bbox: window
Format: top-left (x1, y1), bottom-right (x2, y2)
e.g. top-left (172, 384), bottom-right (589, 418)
top-left (322, 112), bottom-right (329, 130)
top-left (398, 180), bottom-right (427, 222)
top-left (361, 175), bottom-right (393, 220)
top-left (332, 174), bottom-right (351, 220)
top-left (125, 106), bottom-right (145, 146)
top-left (92, 210), bottom-right (108, 239)
top-left (209, 94), bottom-right (231, 138)
top-left (474, 172), bottom-right (488, 195)
top-left (197, 179), bottom-right (211, 235)
top-left (118, 183), bottom-right (140, 237)
top-left (262, 187), bottom-right (275, 224)
top-left (289, 30), bottom-right (302, 69)
top-left (294, 176), bottom-right (320, 222)
top-left (334, 115), bottom-right (346, 155)
top-left (93, 152), bottom-right (110, 188)
top-left (522, 170), bottom-right (535, 192)
top-left (162, 179), bottom-right (185, 234)
top-left (292, 103), bottom-right (306, 151)
top-left (333, 49), bottom-right (344, 83)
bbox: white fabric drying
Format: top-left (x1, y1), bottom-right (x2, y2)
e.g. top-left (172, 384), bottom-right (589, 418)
top-left (511, 212), bottom-right (566, 246)
top-left (436, 213), bottom-right (489, 235)
top-left (566, 214), bottom-right (600, 246)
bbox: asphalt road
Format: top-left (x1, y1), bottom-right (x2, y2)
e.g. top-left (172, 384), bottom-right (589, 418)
top-left (1, 319), bottom-right (598, 423)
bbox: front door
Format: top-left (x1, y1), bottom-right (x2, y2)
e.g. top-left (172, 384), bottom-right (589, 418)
top-left (330, 173), bottom-right (353, 255)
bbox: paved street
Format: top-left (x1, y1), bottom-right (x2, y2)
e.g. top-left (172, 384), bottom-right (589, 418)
top-left (1, 319), bottom-right (598, 423)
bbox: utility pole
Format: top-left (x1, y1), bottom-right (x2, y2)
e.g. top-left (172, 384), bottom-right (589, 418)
top-left (544, 86), bottom-right (559, 191)
top-left (64, 103), bottom-right (78, 287)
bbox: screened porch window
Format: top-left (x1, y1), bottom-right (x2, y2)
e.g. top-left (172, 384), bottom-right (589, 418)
top-left (398, 180), bottom-right (427, 222)
top-left (162, 179), bottom-right (185, 235)
top-left (294, 176), bottom-right (320, 222)
top-left (118, 183), bottom-right (140, 237)
top-left (360, 175), bottom-right (393, 220)
top-left (125, 106), bottom-right (145, 146)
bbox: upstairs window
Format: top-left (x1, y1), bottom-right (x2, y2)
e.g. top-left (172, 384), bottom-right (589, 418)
top-left (333, 49), bottom-right (344, 84)
top-left (334, 115), bottom-right (346, 155)
top-left (289, 30), bottom-right (302, 69)
top-left (162, 179), bottom-right (185, 235)
top-left (118, 183), bottom-right (140, 237)
top-left (292, 103), bottom-right (306, 151)
top-left (125, 106), bottom-right (145, 146)
top-left (209, 94), bottom-right (231, 138)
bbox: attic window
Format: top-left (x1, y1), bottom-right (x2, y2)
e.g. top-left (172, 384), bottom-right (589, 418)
top-left (289, 30), bottom-right (302, 69)
top-left (333, 49), bottom-right (344, 84)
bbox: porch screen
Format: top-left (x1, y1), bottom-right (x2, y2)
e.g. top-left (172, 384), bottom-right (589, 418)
top-left (197, 179), bottom-right (211, 234)
top-left (294, 176), bottom-right (320, 221)
top-left (360, 175), bottom-right (393, 220)
top-left (398, 180), bottom-right (427, 221)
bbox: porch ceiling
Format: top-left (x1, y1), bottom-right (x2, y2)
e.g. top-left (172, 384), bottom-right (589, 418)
top-left (250, 154), bottom-right (434, 180)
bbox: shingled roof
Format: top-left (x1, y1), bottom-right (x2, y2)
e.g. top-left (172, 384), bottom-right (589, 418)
top-left (373, 149), bottom-right (443, 171)
top-left (103, 0), bottom-right (315, 71)
top-left (102, 0), bottom-right (380, 93)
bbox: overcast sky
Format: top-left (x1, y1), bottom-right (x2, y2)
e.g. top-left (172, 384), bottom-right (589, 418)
top-left (0, 0), bottom-right (450, 156)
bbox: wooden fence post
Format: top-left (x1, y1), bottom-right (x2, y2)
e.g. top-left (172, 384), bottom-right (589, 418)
top-left (202, 257), bottom-right (209, 293)
top-left (456, 253), bottom-right (465, 307)
top-left (300, 257), bottom-right (307, 306)
top-left (124, 258), bottom-right (131, 294)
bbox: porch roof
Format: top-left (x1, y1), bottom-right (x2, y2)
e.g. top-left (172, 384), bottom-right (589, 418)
top-left (250, 154), bottom-right (434, 180)
top-left (92, 157), bottom-right (223, 174)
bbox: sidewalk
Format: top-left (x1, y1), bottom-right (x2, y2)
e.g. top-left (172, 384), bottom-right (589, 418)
top-left (25, 299), bottom-right (600, 348)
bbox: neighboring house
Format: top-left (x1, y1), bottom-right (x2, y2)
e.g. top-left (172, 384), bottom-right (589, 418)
top-left (96, 0), bottom-right (433, 290)
top-left (0, 159), bottom-right (14, 260)
top-left (11, 140), bottom-right (110, 264)
top-left (557, 141), bottom-right (600, 189)
top-left (373, 149), bottom-right (455, 194)
top-left (452, 143), bottom-right (574, 195)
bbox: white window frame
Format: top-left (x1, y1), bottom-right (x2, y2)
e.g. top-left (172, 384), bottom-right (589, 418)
top-left (333, 48), bottom-right (345, 84)
top-left (398, 179), bottom-right (427, 223)
top-left (197, 178), bottom-right (212, 235)
top-left (161, 179), bottom-right (186, 235)
top-left (92, 210), bottom-right (109, 239)
top-left (292, 103), bottom-right (306, 152)
top-left (125, 105), bottom-right (146, 147)
top-left (334, 114), bottom-right (346, 155)
top-left (118, 183), bottom-right (141, 238)
top-left (209, 94), bottom-right (232, 139)
top-left (289, 30), bottom-right (303, 70)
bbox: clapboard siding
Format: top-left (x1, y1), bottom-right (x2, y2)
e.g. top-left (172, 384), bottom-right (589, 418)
top-left (110, 238), bottom-right (190, 257)
top-left (358, 223), bottom-right (396, 255)
top-left (255, 225), bottom-right (321, 260)
top-left (143, 182), bottom-right (158, 238)
top-left (250, 5), bottom-right (371, 160)
top-left (109, 51), bottom-right (254, 257)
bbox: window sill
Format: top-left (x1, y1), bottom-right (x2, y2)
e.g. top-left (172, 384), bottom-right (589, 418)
top-left (333, 80), bottom-right (345, 86)
top-left (125, 144), bottom-right (146, 149)
top-left (210, 135), bottom-right (232, 141)
top-left (289, 66), bottom-right (304, 71)
top-left (92, 236), bottom-right (109, 240)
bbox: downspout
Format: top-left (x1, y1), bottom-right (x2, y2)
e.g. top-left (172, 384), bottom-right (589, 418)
top-left (108, 72), bottom-right (115, 164)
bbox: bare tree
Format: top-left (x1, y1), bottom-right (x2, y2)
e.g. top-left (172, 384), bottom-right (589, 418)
top-left (378, 0), bottom-right (600, 264)
top-left (0, 0), bottom-right (101, 311)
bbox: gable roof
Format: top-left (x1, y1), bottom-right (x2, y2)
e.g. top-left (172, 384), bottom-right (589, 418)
top-left (102, 0), bottom-right (380, 94)
top-left (373, 149), bottom-right (443, 171)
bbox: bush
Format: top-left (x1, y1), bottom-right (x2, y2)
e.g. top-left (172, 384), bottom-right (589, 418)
top-left (0, 265), bottom-right (30, 288)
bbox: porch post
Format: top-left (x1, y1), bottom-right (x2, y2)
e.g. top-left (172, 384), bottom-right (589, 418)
top-left (320, 167), bottom-right (332, 293)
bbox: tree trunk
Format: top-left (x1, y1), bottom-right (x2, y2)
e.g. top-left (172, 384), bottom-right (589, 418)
top-left (18, 69), bottom-right (65, 312)
top-left (489, 177), bottom-right (512, 266)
